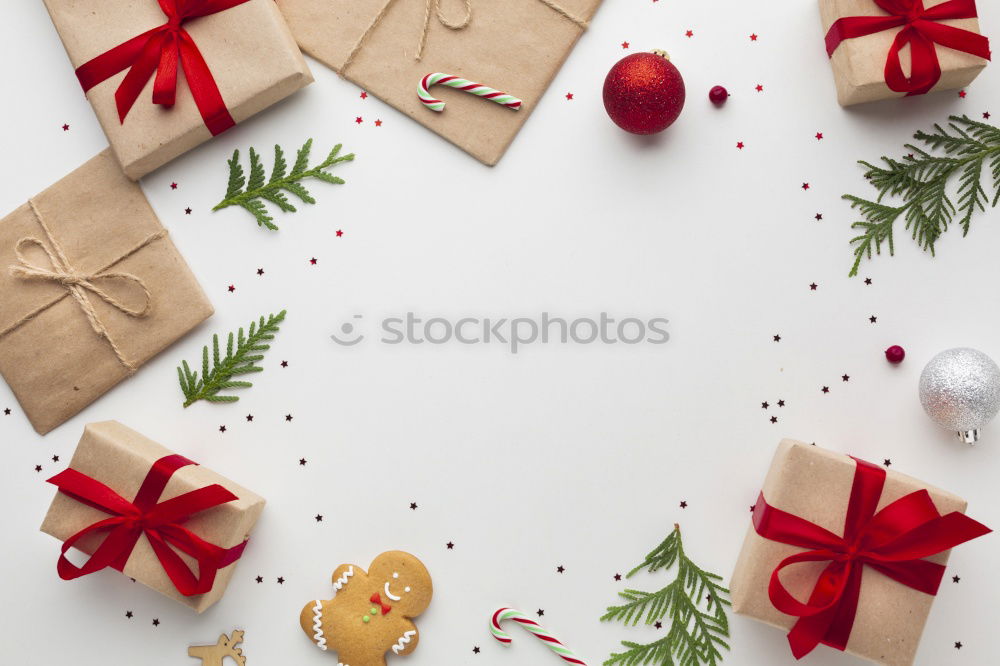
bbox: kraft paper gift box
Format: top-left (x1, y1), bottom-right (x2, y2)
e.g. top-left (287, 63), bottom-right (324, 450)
top-left (40, 421), bottom-right (265, 612)
top-left (731, 440), bottom-right (989, 666)
top-left (819, 0), bottom-right (990, 106)
top-left (43, 0), bottom-right (313, 180)
top-left (277, 0), bottom-right (603, 165)
top-left (0, 150), bottom-right (213, 435)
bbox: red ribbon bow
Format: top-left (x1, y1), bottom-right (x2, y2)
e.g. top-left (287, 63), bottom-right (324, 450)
top-left (752, 456), bottom-right (990, 659)
top-left (825, 0), bottom-right (991, 95)
top-left (370, 592), bottom-right (392, 615)
top-left (47, 454), bottom-right (248, 597)
top-left (74, 0), bottom-right (252, 135)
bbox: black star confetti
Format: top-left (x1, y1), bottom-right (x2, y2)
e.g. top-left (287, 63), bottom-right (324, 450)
top-left (285, 414), bottom-right (293, 422)
top-left (410, 502), bottom-right (418, 510)
top-left (556, 565), bottom-right (565, 573)
top-left (246, 414), bottom-right (254, 422)
top-left (953, 575), bottom-right (961, 583)
top-left (446, 542), bottom-right (454, 549)
top-left (277, 577), bottom-right (285, 585)
top-left (315, 514), bottom-right (323, 522)
top-left (299, 458), bottom-right (307, 466)
top-left (473, 647), bottom-right (480, 654)
top-left (884, 459), bottom-right (892, 467)
top-left (256, 576), bottom-right (264, 583)
top-left (152, 619), bottom-right (160, 627)
top-left (125, 611), bottom-right (133, 619)
top-left (679, 501), bottom-right (688, 509)
top-left (537, 609), bottom-right (545, 617)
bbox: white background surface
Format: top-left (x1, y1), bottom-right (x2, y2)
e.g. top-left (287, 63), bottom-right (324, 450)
top-left (2, 1), bottom-right (999, 665)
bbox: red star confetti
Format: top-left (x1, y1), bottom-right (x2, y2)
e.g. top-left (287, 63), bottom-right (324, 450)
top-left (984, 111), bottom-right (991, 119)
top-left (336, 230), bottom-right (344, 237)
top-left (309, 257), bottom-right (317, 265)
top-left (958, 90), bottom-right (967, 98)
top-left (360, 91), bottom-right (368, 99)
top-left (755, 84), bottom-right (764, 92)
top-left (685, 30), bottom-right (693, 38)
top-left (801, 183), bottom-right (810, 190)
top-left (227, 285), bottom-right (235, 293)
top-left (355, 116), bottom-right (363, 124)
top-left (565, 92), bottom-right (574, 100)
top-left (170, 182), bottom-right (178, 189)
top-left (815, 132), bottom-right (824, 140)
top-left (374, 119), bottom-right (383, 127)
top-left (621, 41), bottom-right (629, 49)
top-left (750, 33), bottom-right (758, 41)
top-left (62, 124), bottom-right (70, 131)
top-left (736, 141), bottom-right (745, 149)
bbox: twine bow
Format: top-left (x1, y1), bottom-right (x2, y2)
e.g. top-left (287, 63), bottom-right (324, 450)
top-left (0, 200), bottom-right (165, 372)
top-left (342, 0), bottom-right (589, 70)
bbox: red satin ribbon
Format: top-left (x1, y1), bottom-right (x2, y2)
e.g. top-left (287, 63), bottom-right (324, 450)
top-left (370, 592), bottom-right (392, 615)
top-left (74, 0), bottom-right (252, 135)
top-left (752, 456), bottom-right (990, 659)
top-left (825, 0), bottom-right (991, 95)
top-left (47, 454), bottom-right (247, 597)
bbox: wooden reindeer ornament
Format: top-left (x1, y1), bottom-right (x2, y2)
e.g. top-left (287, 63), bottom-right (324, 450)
top-left (188, 630), bottom-right (247, 665)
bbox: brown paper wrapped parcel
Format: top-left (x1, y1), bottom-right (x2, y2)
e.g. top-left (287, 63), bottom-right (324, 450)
top-left (0, 150), bottom-right (213, 435)
top-left (819, 0), bottom-right (988, 106)
top-left (731, 440), bottom-right (974, 666)
top-left (40, 421), bottom-right (265, 612)
top-left (43, 0), bottom-right (313, 179)
top-left (278, 0), bottom-right (603, 165)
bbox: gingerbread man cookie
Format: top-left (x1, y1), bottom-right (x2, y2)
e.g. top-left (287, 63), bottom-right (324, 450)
top-left (300, 551), bottom-right (432, 666)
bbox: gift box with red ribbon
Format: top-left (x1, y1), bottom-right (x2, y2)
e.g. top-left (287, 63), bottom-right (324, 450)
top-left (39, 421), bottom-right (265, 612)
top-left (819, 0), bottom-right (991, 106)
top-left (730, 440), bottom-right (990, 666)
top-left (42, 0), bottom-right (313, 179)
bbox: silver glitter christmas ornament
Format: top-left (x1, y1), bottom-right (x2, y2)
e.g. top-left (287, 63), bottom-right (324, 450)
top-left (919, 347), bottom-right (1000, 444)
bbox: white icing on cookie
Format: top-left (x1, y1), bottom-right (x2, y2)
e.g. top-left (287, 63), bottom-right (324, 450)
top-left (334, 566), bottom-right (355, 591)
top-left (311, 600), bottom-right (328, 651)
top-left (384, 581), bottom-right (402, 601)
top-left (392, 630), bottom-right (417, 654)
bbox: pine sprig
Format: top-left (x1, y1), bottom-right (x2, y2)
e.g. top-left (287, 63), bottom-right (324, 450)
top-left (846, 115), bottom-right (1000, 276)
top-left (601, 525), bottom-right (730, 666)
top-left (177, 310), bottom-right (287, 407)
top-left (213, 140), bottom-right (354, 230)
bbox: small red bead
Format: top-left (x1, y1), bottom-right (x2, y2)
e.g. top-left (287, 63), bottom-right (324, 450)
top-left (709, 85), bottom-right (729, 106)
top-left (885, 345), bottom-right (906, 364)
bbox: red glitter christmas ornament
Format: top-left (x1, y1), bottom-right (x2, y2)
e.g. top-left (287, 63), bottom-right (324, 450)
top-left (603, 50), bottom-right (685, 135)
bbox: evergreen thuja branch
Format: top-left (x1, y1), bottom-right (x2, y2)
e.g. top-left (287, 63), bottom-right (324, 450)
top-left (212, 140), bottom-right (354, 230)
top-left (177, 310), bottom-right (287, 407)
top-left (846, 115), bottom-right (1000, 277)
top-left (601, 524), bottom-right (730, 666)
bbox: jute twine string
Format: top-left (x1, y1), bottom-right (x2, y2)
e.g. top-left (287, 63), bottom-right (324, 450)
top-left (0, 199), bottom-right (165, 372)
top-left (342, 0), bottom-right (589, 70)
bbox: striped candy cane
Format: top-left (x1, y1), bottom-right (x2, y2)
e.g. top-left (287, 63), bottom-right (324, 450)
top-left (490, 608), bottom-right (587, 665)
top-left (418, 73), bottom-right (522, 112)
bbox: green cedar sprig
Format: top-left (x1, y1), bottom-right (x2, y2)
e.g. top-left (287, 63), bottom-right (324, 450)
top-left (846, 115), bottom-right (1000, 276)
top-left (213, 140), bottom-right (354, 230)
top-left (177, 311), bottom-right (286, 407)
top-left (601, 524), bottom-right (730, 666)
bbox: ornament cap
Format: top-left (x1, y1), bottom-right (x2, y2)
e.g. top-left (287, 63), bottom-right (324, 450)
top-left (651, 49), bottom-right (671, 60)
top-left (959, 429), bottom-right (980, 445)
